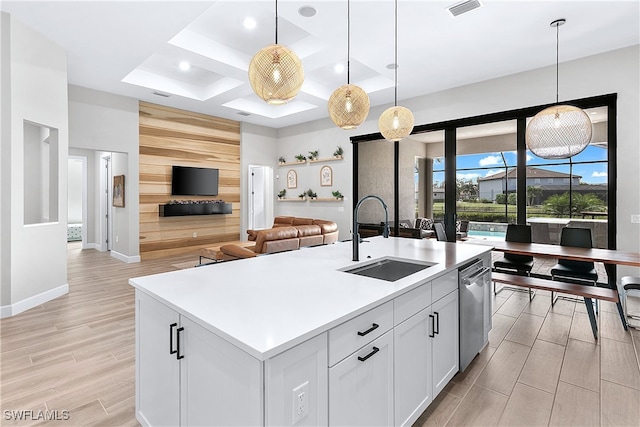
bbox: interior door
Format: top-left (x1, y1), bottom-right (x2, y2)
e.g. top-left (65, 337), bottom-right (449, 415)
top-left (249, 166), bottom-right (267, 230)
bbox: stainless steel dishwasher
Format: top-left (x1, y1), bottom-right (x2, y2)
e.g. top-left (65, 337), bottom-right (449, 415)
top-left (459, 259), bottom-right (492, 372)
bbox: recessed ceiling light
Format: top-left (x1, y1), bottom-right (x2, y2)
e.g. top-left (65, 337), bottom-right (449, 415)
top-left (298, 6), bottom-right (317, 17)
top-left (179, 61), bottom-right (191, 71)
top-left (334, 64), bottom-right (345, 74)
top-left (386, 63), bottom-right (398, 70)
top-left (243, 17), bottom-right (257, 29)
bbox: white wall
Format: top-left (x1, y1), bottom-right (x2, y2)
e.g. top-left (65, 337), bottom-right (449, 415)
top-left (68, 85), bottom-right (140, 261)
top-left (67, 158), bottom-right (83, 224)
top-left (1, 13), bottom-right (69, 316)
top-left (110, 152), bottom-right (130, 258)
top-left (276, 45), bottom-right (640, 278)
top-left (240, 123), bottom-right (278, 238)
top-left (277, 124), bottom-right (355, 240)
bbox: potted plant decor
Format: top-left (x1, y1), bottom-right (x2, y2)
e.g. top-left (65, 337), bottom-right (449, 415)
top-left (295, 154), bottom-right (306, 162)
top-left (308, 150), bottom-right (319, 161)
top-left (278, 156), bottom-right (286, 164)
top-left (278, 189), bottom-right (286, 199)
top-left (306, 188), bottom-right (317, 200)
top-left (332, 190), bottom-right (344, 200)
top-left (298, 192), bottom-right (306, 200)
top-left (333, 146), bottom-right (344, 159)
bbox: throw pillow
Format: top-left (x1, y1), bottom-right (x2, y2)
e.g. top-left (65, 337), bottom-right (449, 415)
top-left (414, 218), bottom-right (424, 229)
top-left (456, 220), bottom-right (461, 232)
top-left (421, 218), bottom-right (434, 230)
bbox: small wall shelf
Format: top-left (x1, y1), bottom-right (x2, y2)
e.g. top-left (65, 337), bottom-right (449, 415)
top-left (310, 198), bottom-right (344, 202)
top-left (277, 198), bottom-right (307, 202)
top-left (278, 161), bottom-right (307, 167)
top-left (308, 156), bottom-right (343, 163)
top-left (159, 202), bottom-right (232, 217)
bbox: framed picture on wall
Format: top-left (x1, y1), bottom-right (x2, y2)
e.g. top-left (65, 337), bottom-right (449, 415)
top-left (113, 175), bottom-right (125, 207)
top-left (287, 169), bottom-right (297, 189)
top-left (320, 165), bottom-right (332, 187)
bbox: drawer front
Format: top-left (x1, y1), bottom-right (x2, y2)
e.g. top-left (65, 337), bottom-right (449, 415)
top-left (394, 281), bottom-right (432, 326)
top-left (329, 301), bottom-right (393, 366)
top-left (432, 270), bottom-right (458, 303)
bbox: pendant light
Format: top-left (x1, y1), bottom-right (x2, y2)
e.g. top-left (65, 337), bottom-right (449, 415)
top-left (248, 0), bottom-right (304, 105)
top-left (328, 0), bottom-right (370, 129)
top-left (526, 19), bottom-right (592, 159)
top-left (378, 0), bottom-right (414, 142)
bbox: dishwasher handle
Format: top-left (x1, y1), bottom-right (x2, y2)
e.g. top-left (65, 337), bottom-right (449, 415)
top-left (462, 266), bottom-right (491, 285)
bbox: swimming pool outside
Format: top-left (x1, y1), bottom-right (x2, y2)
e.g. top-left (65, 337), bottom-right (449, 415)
top-left (467, 230), bottom-right (506, 240)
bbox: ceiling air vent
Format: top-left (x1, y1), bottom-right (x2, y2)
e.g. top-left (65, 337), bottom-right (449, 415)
top-left (237, 111), bottom-right (251, 117)
top-left (447, 0), bottom-right (483, 17)
top-left (152, 91), bottom-right (170, 98)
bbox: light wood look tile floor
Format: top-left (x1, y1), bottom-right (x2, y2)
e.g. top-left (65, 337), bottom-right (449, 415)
top-left (1, 244), bottom-right (639, 426)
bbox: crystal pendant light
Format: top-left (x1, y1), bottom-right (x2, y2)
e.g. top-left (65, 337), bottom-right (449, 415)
top-left (248, 0), bottom-right (304, 105)
top-left (378, 0), bottom-right (414, 142)
top-left (328, 0), bottom-right (370, 129)
top-left (526, 19), bottom-right (592, 159)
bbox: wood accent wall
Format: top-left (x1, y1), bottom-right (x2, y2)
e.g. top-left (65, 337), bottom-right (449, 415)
top-left (139, 102), bottom-right (241, 259)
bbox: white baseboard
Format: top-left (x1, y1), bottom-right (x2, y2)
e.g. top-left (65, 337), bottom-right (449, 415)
top-left (111, 250), bottom-right (141, 264)
top-left (0, 283), bottom-right (69, 318)
top-left (83, 242), bottom-right (100, 250)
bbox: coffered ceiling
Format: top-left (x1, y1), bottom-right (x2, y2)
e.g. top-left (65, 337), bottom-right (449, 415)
top-left (2, 1), bottom-right (638, 129)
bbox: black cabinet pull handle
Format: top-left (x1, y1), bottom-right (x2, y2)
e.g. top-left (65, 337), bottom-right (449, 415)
top-left (169, 323), bottom-right (177, 355)
top-left (358, 346), bottom-right (379, 362)
top-left (434, 312), bottom-right (440, 335)
top-left (176, 327), bottom-right (185, 360)
top-left (429, 315), bottom-right (435, 338)
top-left (357, 323), bottom-right (379, 336)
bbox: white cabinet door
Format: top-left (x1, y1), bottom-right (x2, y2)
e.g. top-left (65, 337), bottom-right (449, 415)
top-left (394, 308), bottom-right (432, 427)
top-left (180, 316), bottom-right (263, 427)
top-left (136, 291), bottom-right (181, 427)
top-left (329, 331), bottom-right (394, 427)
top-left (431, 290), bottom-right (459, 397)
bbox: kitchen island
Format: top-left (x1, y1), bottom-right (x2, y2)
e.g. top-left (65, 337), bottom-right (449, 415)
top-left (130, 237), bottom-right (491, 426)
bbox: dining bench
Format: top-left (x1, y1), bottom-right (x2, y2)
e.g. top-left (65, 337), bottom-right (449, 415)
top-left (492, 271), bottom-right (619, 339)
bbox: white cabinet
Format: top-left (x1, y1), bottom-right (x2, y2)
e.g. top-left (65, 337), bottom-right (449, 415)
top-left (394, 307), bottom-right (432, 427)
top-left (394, 273), bottom-right (459, 427)
top-left (135, 291), bottom-right (262, 427)
top-left (431, 290), bottom-right (459, 397)
top-left (136, 290), bottom-right (181, 427)
top-left (329, 331), bottom-right (394, 426)
top-left (179, 316), bottom-right (262, 427)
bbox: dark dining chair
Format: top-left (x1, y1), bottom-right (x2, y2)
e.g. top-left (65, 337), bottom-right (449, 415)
top-left (493, 224), bottom-right (535, 300)
top-left (434, 222), bottom-right (447, 242)
top-left (551, 227), bottom-right (599, 332)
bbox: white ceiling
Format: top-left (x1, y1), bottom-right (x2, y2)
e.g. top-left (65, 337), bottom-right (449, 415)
top-left (2, 1), bottom-right (638, 129)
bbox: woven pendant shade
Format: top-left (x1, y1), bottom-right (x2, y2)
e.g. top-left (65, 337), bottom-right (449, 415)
top-left (328, 84), bottom-right (370, 129)
top-left (378, 106), bottom-right (414, 142)
top-left (526, 104), bottom-right (592, 159)
top-left (525, 18), bottom-right (592, 159)
top-left (249, 43), bottom-right (304, 105)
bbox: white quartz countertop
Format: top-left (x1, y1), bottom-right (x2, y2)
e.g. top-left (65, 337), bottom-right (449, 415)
top-left (130, 237), bottom-right (491, 361)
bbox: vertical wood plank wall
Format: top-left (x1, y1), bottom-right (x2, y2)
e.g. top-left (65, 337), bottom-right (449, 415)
top-left (139, 102), bottom-right (241, 259)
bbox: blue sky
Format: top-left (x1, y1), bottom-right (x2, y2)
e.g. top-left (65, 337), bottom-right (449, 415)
top-left (432, 145), bottom-right (608, 185)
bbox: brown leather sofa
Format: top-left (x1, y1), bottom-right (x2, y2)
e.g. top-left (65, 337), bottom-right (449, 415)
top-left (216, 216), bottom-right (339, 261)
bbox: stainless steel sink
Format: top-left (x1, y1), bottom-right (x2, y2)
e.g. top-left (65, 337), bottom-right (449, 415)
top-left (340, 257), bottom-right (436, 282)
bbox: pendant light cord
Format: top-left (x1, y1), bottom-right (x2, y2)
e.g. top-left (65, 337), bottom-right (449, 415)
top-left (555, 20), bottom-right (559, 104)
top-left (347, 0), bottom-right (351, 84)
top-left (394, 0), bottom-right (398, 106)
top-left (275, 0), bottom-right (278, 44)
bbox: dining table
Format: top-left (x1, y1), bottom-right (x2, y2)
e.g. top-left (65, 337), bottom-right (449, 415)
top-left (465, 239), bottom-right (640, 331)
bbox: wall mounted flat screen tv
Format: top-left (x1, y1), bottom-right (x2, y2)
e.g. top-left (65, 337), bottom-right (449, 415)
top-left (171, 166), bottom-right (219, 196)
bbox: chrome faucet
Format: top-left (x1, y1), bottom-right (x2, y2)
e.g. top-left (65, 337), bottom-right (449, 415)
top-left (352, 195), bottom-right (389, 261)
